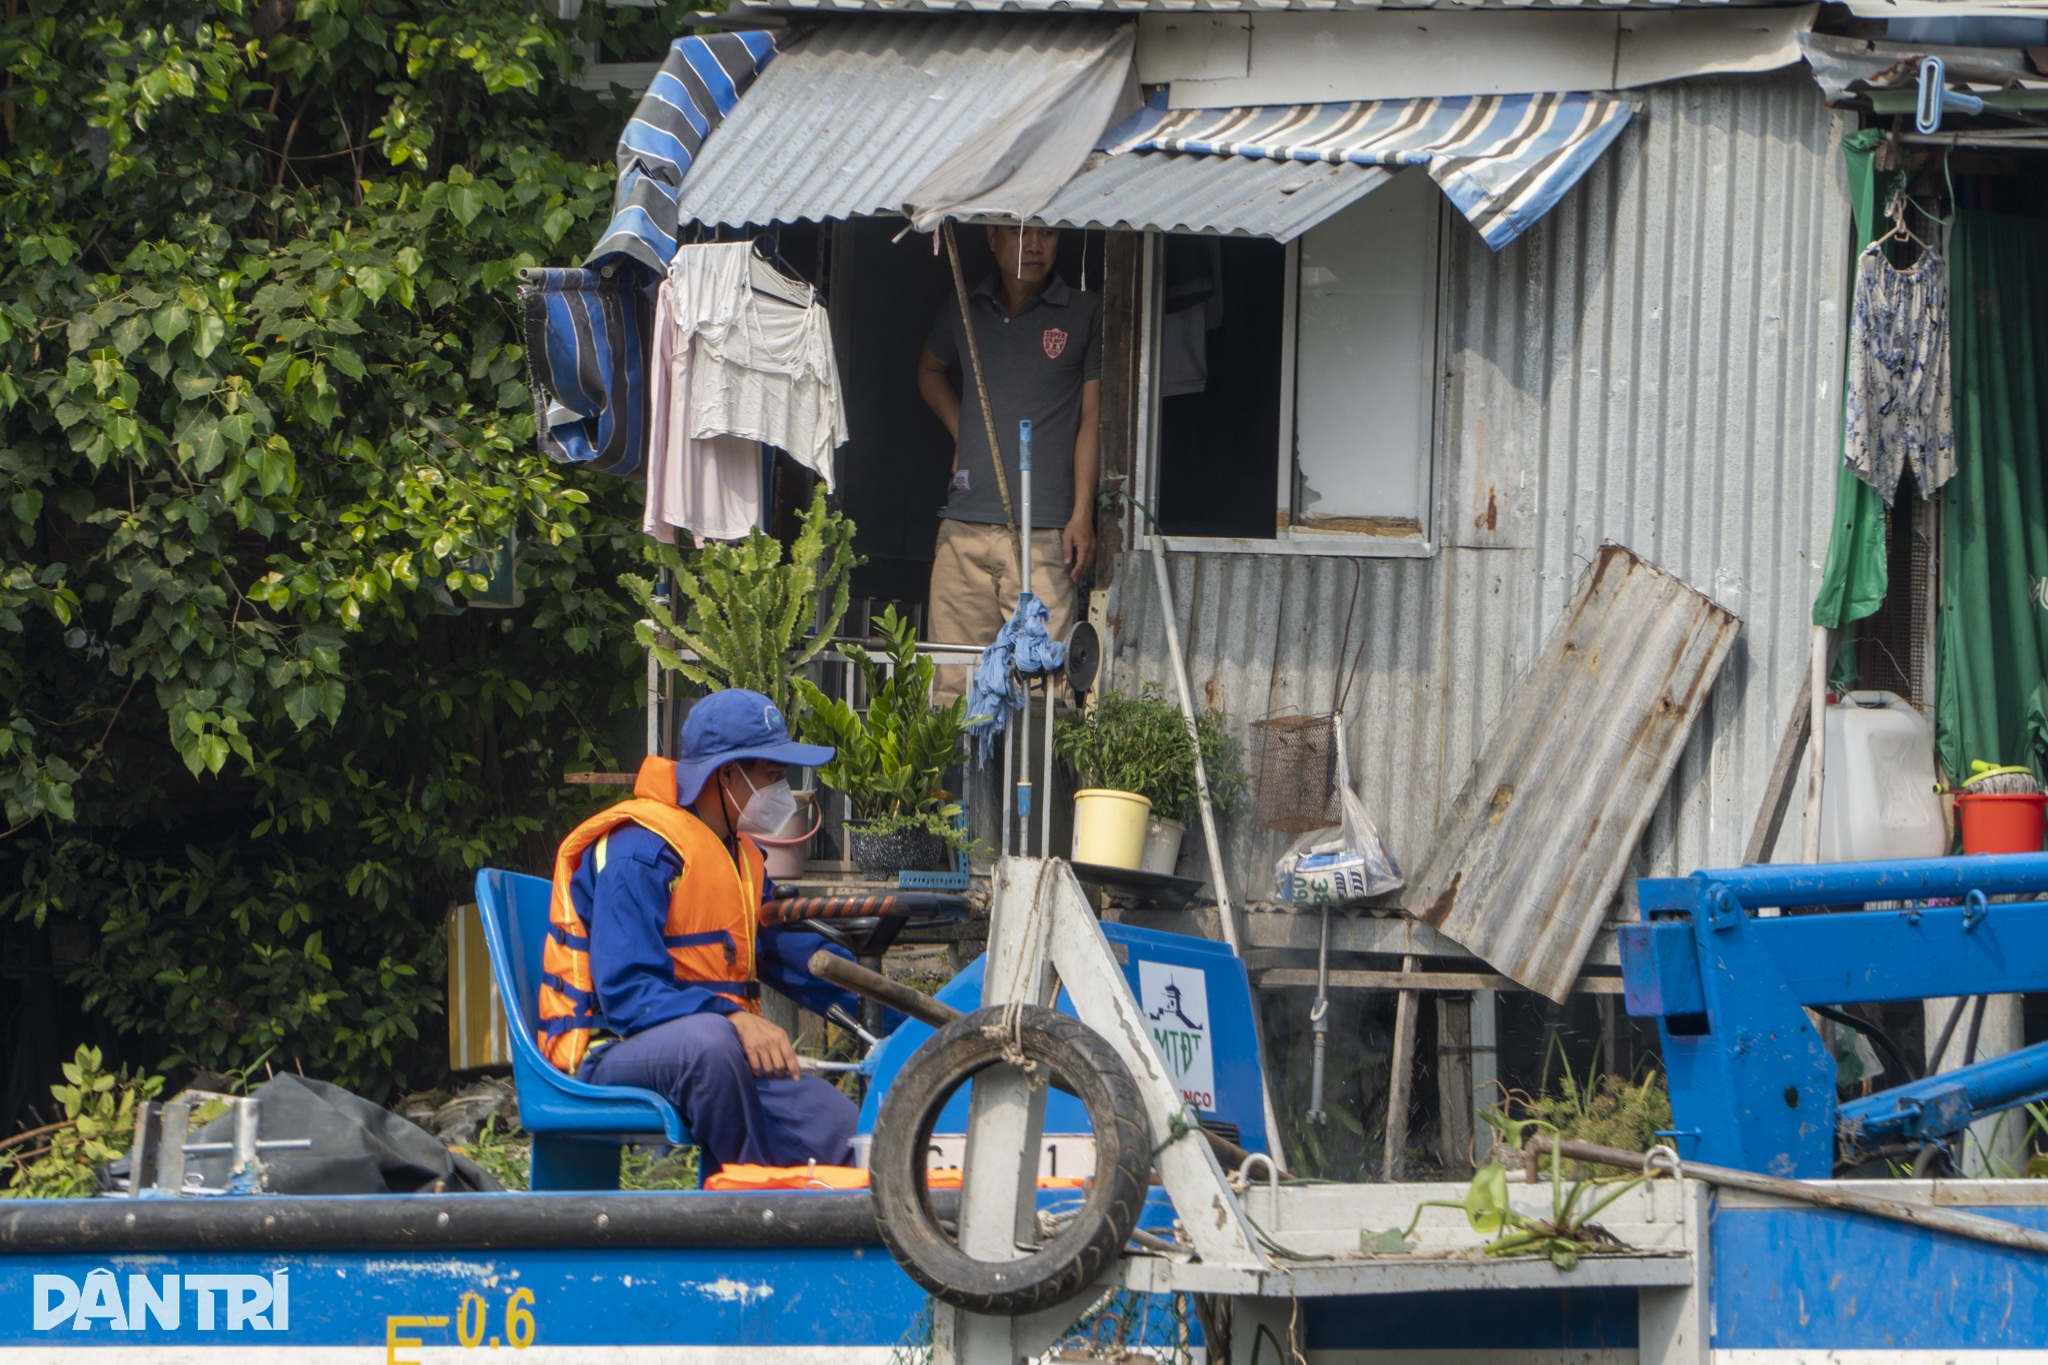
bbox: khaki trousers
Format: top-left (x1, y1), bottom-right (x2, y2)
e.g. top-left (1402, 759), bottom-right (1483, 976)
top-left (927, 519), bottom-right (1079, 705)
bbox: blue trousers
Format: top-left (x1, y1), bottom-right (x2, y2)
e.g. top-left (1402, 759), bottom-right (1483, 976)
top-left (579, 1013), bottom-right (858, 1172)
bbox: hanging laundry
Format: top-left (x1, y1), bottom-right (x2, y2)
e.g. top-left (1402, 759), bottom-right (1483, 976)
top-left (673, 242), bottom-right (847, 482)
top-left (525, 32), bottom-right (778, 479)
top-left (643, 281), bottom-right (764, 544)
top-left (644, 241), bottom-right (846, 543)
top-left (1843, 243), bottom-right (1955, 505)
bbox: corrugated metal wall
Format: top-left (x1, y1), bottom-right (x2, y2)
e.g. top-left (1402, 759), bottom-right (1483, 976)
top-left (1108, 73), bottom-right (1854, 906)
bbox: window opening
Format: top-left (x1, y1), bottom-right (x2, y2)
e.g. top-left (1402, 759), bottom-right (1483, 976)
top-left (1155, 237), bottom-right (1285, 539)
top-left (1291, 169), bottom-right (1442, 536)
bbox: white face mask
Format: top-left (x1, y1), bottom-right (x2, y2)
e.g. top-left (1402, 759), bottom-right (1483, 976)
top-left (727, 768), bottom-right (798, 836)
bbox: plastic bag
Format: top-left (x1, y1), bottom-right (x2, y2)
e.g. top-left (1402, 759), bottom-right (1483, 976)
top-left (1272, 784), bottom-right (1404, 907)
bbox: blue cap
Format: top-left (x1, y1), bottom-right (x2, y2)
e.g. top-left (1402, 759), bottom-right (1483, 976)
top-left (673, 689), bottom-right (835, 806)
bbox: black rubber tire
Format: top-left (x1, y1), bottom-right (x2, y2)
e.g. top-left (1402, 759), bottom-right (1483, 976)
top-left (869, 1004), bottom-right (1151, 1316)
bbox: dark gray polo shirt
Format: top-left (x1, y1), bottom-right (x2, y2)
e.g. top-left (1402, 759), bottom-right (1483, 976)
top-left (926, 273), bottom-right (1102, 530)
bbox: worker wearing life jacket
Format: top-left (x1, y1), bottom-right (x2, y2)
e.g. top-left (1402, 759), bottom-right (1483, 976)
top-left (543, 689), bottom-right (861, 1172)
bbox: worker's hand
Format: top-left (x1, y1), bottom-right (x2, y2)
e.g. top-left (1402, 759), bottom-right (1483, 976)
top-left (728, 1011), bottom-right (800, 1080)
top-left (1062, 512), bottom-right (1095, 584)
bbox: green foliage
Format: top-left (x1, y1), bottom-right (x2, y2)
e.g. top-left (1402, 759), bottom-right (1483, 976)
top-left (1397, 1115), bottom-right (1647, 1270)
top-left (622, 1143), bottom-right (700, 1191)
top-left (1052, 685), bottom-right (1246, 823)
top-left (625, 488), bottom-right (859, 719)
top-left (453, 1116), bottom-right (699, 1192)
top-left (793, 606), bottom-right (972, 835)
top-left (456, 1114), bottom-right (530, 1192)
top-left (2, 1046), bottom-right (165, 1198)
top-left (1512, 1046), bottom-right (1672, 1158)
top-left (0, 0), bottom-right (696, 1097)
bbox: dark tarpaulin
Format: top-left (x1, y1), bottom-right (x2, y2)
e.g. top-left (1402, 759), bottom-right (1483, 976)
top-left (186, 1075), bottom-right (502, 1195)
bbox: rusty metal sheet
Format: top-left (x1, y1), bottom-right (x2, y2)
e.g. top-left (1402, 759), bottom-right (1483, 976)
top-left (1402, 542), bottom-right (1740, 1001)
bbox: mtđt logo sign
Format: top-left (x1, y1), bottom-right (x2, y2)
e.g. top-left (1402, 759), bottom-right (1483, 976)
top-left (1138, 961), bottom-right (1215, 1112)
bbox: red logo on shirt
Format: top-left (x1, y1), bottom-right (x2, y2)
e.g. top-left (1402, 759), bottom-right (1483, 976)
top-left (1042, 327), bottom-right (1068, 360)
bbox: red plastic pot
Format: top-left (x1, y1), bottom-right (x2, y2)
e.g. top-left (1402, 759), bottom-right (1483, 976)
top-left (1955, 791), bottom-right (2048, 855)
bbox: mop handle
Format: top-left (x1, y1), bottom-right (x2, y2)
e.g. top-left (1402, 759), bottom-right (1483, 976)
top-left (1017, 419), bottom-right (1034, 837)
top-left (1018, 420), bottom-right (1033, 588)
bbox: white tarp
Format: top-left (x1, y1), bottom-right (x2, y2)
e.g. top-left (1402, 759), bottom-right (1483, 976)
top-left (902, 23), bottom-right (1137, 233)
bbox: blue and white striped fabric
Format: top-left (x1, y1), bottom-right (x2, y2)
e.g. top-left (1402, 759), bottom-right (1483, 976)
top-left (520, 267), bottom-right (653, 478)
top-left (1113, 92), bottom-right (1634, 251)
top-left (525, 33), bottom-right (775, 477)
top-left (587, 31), bottom-right (778, 273)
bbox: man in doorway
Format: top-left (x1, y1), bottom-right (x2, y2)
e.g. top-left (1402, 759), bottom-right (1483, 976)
top-left (917, 223), bottom-right (1101, 700)
top-left (540, 689), bottom-right (863, 1174)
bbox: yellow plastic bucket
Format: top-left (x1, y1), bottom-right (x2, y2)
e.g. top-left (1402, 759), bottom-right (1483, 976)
top-left (1071, 789), bottom-right (1153, 870)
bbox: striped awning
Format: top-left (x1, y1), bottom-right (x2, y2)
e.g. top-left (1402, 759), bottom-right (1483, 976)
top-left (1112, 92), bottom-right (1634, 251)
top-left (587, 31), bottom-right (778, 272)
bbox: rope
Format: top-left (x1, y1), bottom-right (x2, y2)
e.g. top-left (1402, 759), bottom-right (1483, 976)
top-left (980, 1000), bottom-right (1046, 1090)
top-left (1151, 1108), bottom-right (1199, 1160)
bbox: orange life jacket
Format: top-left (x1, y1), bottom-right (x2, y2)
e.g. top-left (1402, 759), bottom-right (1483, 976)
top-left (540, 755), bottom-right (767, 1074)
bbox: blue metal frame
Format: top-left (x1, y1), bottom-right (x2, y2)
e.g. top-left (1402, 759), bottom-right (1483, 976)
top-left (1620, 854), bottom-right (2048, 1176)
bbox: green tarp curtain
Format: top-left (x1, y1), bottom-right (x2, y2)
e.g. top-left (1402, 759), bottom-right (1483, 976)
top-left (1935, 211), bottom-right (2048, 782)
top-left (1810, 130), bottom-right (1893, 645)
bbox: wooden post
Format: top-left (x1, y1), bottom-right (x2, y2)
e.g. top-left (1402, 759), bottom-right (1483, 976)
top-left (1802, 625), bottom-right (1831, 863)
top-left (1093, 232), bottom-right (1142, 586)
top-left (1435, 994), bottom-right (1474, 1177)
top-left (1742, 654), bottom-right (1814, 866)
top-left (1383, 955), bottom-right (1419, 1181)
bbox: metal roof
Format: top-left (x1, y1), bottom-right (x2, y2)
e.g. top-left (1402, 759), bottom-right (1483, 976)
top-left (674, 16), bottom-right (1132, 231)
top-left (1403, 543), bottom-right (1741, 1000)
top-left (1104, 73), bottom-right (1854, 937)
top-left (1029, 150), bottom-right (1389, 239)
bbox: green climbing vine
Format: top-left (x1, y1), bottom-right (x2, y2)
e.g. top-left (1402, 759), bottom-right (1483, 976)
top-left (0, 0), bottom-right (704, 1099)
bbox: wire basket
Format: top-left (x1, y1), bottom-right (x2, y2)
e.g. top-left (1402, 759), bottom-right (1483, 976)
top-left (1250, 712), bottom-right (1341, 833)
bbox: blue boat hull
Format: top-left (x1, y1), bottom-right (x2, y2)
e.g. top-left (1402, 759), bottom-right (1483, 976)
top-left (7, 1181), bottom-right (2048, 1360)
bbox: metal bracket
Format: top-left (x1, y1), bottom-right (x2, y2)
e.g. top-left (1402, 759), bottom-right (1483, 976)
top-left (130, 1098), bottom-right (312, 1198)
top-left (1703, 882), bottom-right (1744, 934)
top-left (1962, 888), bottom-right (1988, 934)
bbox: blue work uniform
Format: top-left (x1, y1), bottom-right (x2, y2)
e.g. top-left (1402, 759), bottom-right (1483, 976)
top-left (568, 824), bottom-right (863, 1172)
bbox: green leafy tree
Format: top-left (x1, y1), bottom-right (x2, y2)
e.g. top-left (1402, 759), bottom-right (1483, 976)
top-left (0, 0), bottom-right (697, 1098)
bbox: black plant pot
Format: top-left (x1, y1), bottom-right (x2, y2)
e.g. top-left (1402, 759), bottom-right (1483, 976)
top-left (847, 823), bottom-right (951, 876)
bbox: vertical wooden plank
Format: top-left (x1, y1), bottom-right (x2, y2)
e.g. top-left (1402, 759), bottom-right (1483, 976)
top-left (1383, 955), bottom-right (1420, 1181)
top-left (1742, 658), bottom-right (1813, 866)
top-left (1434, 994), bottom-right (1474, 1177)
top-left (1094, 231), bottom-right (1142, 586)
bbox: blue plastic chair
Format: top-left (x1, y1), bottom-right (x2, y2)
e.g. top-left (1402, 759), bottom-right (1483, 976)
top-left (474, 868), bottom-right (694, 1190)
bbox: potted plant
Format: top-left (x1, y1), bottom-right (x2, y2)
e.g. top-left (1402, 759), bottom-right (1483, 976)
top-left (793, 607), bottom-right (976, 875)
top-left (622, 486), bottom-right (860, 719)
top-left (1054, 685), bottom-right (1246, 873)
top-left (622, 490), bottom-right (860, 876)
